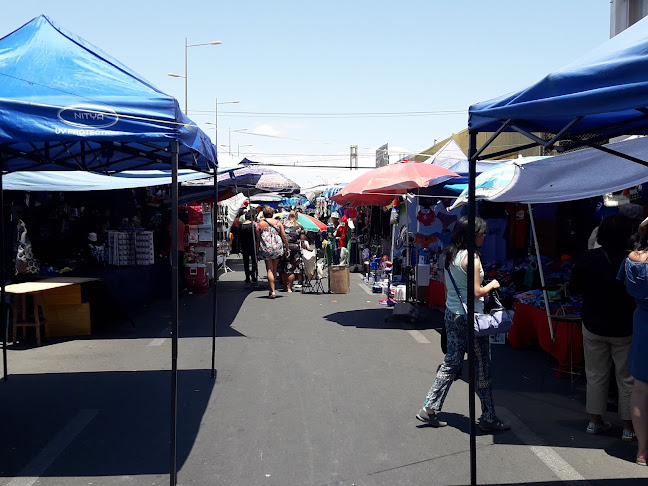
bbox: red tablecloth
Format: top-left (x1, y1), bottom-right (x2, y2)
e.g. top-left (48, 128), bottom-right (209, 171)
top-left (509, 302), bottom-right (583, 377)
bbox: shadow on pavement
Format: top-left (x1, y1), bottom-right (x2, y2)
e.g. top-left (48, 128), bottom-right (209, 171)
top-left (0, 369), bottom-right (214, 479)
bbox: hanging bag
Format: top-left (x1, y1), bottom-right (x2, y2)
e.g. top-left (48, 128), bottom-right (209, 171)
top-left (447, 270), bottom-right (513, 337)
top-left (259, 221), bottom-right (284, 260)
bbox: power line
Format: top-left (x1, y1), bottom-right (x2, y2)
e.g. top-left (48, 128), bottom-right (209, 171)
top-left (189, 109), bottom-right (466, 118)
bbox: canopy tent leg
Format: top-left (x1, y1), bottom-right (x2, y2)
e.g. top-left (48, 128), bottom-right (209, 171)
top-left (467, 131), bottom-right (478, 486)
top-left (527, 204), bottom-right (555, 341)
top-left (1, 170), bottom-right (7, 381)
top-left (211, 173), bottom-right (218, 379)
top-left (170, 142), bottom-right (179, 486)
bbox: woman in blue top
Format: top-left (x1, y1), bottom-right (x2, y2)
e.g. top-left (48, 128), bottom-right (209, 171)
top-left (416, 216), bottom-right (510, 431)
top-left (618, 246), bottom-right (648, 466)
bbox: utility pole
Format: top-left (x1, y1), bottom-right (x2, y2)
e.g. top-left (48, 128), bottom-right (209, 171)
top-left (350, 145), bottom-right (358, 169)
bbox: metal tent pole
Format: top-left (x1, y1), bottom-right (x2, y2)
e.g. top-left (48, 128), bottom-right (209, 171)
top-left (1, 171), bottom-right (6, 381)
top-left (170, 142), bottom-right (179, 486)
top-left (528, 203), bottom-right (555, 340)
top-left (211, 172), bottom-right (218, 379)
top-left (467, 131), bottom-right (478, 486)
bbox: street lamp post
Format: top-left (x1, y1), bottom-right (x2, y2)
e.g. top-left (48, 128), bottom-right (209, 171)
top-left (167, 37), bottom-right (222, 115)
top-left (205, 99), bottom-right (239, 146)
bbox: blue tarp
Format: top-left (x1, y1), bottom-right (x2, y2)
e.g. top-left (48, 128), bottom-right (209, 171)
top-left (0, 15), bottom-right (217, 172)
top-left (2, 170), bottom-right (210, 191)
top-left (469, 15), bottom-right (648, 139)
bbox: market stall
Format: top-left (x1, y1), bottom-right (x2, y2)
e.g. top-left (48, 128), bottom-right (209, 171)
top-left (0, 15), bottom-right (218, 485)
top-left (462, 15), bottom-right (648, 485)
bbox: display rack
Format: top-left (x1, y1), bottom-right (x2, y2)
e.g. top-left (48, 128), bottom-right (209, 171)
top-left (107, 230), bottom-right (154, 266)
top-left (216, 203), bottom-right (233, 273)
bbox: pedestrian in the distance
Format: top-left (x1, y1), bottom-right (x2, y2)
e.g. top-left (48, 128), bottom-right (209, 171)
top-left (571, 215), bottom-right (635, 440)
top-left (239, 208), bottom-right (258, 288)
top-left (416, 216), bottom-right (510, 432)
top-left (279, 210), bottom-right (305, 293)
top-left (256, 205), bottom-right (289, 299)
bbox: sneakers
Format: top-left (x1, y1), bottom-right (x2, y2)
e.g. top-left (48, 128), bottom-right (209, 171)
top-left (586, 421), bottom-right (612, 435)
top-left (415, 408), bottom-right (447, 427)
top-left (622, 428), bottom-right (636, 442)
top-left (479, 418), bottom-right (511, 432)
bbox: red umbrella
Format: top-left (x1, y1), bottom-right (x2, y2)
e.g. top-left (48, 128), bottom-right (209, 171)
top-left (330, 162), bottom-right (459, 206)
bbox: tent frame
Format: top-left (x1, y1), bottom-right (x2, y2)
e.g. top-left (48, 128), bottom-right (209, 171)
top-left (466, 113), bottom-right (648, 486)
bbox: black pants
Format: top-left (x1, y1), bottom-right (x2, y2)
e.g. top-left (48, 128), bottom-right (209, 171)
top-left (242, 249), bottom-right (258, 282)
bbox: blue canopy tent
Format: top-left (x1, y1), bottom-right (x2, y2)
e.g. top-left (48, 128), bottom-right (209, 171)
top-left (461, 16), bottom-right (648, 486)
top-left (0, 16), bottom-right (218, 485)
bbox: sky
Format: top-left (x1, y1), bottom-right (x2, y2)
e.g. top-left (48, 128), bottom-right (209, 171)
top-left (2, 1), bottom-right (612, 179)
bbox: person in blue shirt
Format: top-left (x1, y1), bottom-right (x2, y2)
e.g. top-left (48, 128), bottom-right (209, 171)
top-left (618, 241), bottom-right (648, 466)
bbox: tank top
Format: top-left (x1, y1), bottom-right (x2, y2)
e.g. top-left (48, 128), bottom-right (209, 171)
top-left (445, 249), bottom-right (484, 314)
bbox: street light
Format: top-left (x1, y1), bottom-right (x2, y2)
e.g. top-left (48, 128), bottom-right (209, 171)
top-left (237, 144), bottom-right (253, 156)
top-left (167, 37), bottom-right (222, 115)
top-left (229, 128), bottom-right (248, 156)
top-left (204, 99), bottom-right (239, 146)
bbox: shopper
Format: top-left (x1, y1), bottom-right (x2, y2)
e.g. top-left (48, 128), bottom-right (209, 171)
top-left (618, 239), bottom-right (648, 466)
top-left (571, 215), bottom-right (635, 440)
top-left (256, 205), bottom-right (289, 299)
top-left (416, 216), bottom-right (510, 431)
top-left (239, 208), bottom-right (258, 288)
top-left (279, 210), bottom-right (305, 293)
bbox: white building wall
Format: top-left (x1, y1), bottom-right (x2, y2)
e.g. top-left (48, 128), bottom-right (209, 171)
top-left (611, 0), bottom-right (648, 37)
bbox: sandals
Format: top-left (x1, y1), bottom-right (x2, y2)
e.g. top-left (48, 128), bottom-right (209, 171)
top-left (586, 421), bottom-right (612, 435)
top-left (268, 291), bottom-right (276, 299)
top-left (637, 454), bottom-right (647, 466)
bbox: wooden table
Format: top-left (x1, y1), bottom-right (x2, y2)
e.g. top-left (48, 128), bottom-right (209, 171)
top-left (5, 277), bottom-right (100, 345)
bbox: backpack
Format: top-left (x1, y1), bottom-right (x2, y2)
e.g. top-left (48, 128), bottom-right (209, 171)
top-left (260, 221), bottom-right (284, 259)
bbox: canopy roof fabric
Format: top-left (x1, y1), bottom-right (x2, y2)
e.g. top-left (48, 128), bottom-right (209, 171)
top-left (451, 136), bottom-right (648, 207)
top-left (469, 15), bottom-right (648, 145)
top-left (331, 162), bottom-right (459, 206)
top-left (2, 170), bottom-right (210, 191)
top-left (0, 15), bottom-right (217, 172)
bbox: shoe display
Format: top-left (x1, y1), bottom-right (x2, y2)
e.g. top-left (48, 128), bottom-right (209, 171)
top-left (479, 418), bottom-right (511, 432)
top-left (586, 421), bottom-right (612, 435)
top-left (415, 408), bottom-right (447, 427)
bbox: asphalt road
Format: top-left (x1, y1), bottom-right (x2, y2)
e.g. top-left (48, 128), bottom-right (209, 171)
top-left (1, 255), bottom-right (647, 486)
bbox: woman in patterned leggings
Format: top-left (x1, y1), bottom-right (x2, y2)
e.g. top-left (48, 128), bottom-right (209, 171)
top-left (416, 216), bottom-right (511, 432)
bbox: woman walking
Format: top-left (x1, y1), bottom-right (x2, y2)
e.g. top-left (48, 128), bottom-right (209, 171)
top-left (239, 208), bottom-right (259, 288)
top-left (256, 205), bottom-right (289, 299)
top-left (618, 239), bottom-right (648, 466)
top-left (280, 210), bottom-right (305, 292)
top-left (416, 216), bottom-right (510, 431)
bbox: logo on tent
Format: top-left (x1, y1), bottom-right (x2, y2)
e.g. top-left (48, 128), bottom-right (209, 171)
top-left (58, 104), bottom-right (119, 128)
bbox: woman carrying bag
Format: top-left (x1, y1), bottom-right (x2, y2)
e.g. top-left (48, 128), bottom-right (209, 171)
top-left (416, 216), bottom-right (511, 432)
top-left (256, 205), bottom-right (289, 299)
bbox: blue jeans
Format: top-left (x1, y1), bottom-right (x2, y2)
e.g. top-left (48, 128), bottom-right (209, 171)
top-left (423, 309), bottom-right (496, 421)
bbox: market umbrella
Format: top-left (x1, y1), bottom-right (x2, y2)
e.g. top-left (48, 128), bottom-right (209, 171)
top-left (182, 166), bottom-right (300, 202)
top-left (330, 162), bottom-right (459, 206)
top-left (274, 212), bottom-right (327, 232)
